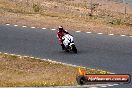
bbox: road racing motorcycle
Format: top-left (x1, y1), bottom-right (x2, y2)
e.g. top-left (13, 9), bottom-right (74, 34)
top-left (62, 34), bottom-right (77, 53)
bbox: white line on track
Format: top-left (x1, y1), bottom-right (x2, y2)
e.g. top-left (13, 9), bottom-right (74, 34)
top-left (14, 25), bottom-right (18, 27)
top-left (16, 55), bottom-right (21, 57)
top-left (76, 31), bottom-right (81, 32)
top-left (30, 57), bottom-right (34, 59)
top-left (108, 84), bottom-right (114, 87)
top-left (48, 59), bottom-right (52, 61)
top-left (4, 24), bottom-right (132, 38)
top-left (42, 28), bottom-right (46, 30)
top-left (35, 58), bottom-right (40, 59)
top-left (0, 52), bottom-right (119, 88)
top-left (51, 60), bottom-right (56, 63)
top-left (4, 53), bottom-right (8, 55)
top-left (6, 24), bottom-right (10, 25)
top-left (111, 72), bottom-right (115, 74)
top-left (22, 26), bottom-right (27, 28)
top-left (19, 56), bottom-right (22, 58)
top-left (31, 27), bottom-right (35, 29)
top-left (113, 84), bottom-right (119, 86)
top-left (23, 56), bottom-right (28, 58)
top-left (71, 65), bottom-right (78, 67)
top-left (10, 54), bottom-right (15, 56)
top-left (101, 85), bottom-right (107, 87)
top-left (97, 33), bottom-right (103, 35)
top-left (86, 32), bottom-right (92, 33)
top-left (51, 29), bottom-right (56, 31)
top-left (121, 35), bottom-right (126, 36)
top-left (43, 58), bottom-right (47, 60)
top-left (109, 34), bottom-right (114, 35)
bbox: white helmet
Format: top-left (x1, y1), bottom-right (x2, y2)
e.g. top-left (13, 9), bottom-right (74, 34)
top-left (58, 26), bottom-right (63, 31)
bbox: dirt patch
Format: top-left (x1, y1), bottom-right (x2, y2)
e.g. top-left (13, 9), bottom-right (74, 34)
top-left (0, 0), bottom-right (132, 35)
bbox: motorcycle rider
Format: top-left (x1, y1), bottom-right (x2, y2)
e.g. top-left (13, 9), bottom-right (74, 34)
top-left (57, 26), bottom-right (69, 50)
top-left (62, 34), bottom-right (74, 51)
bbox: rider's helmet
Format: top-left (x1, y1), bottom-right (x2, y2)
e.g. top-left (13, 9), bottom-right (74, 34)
top-left (58, 26), bottom-right (63, 32)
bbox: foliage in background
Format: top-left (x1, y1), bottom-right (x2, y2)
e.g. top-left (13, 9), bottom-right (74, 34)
top-left (109, 18), bottom-right (124, 25)
top-left (33, 3), bottom-right (41, 12)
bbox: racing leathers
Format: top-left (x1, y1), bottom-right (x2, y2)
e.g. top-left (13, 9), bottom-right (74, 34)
top-left (57, 30), bottom-right (69, 50)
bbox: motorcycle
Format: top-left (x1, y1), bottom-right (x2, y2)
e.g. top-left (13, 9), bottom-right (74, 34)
top-left (62, 34), bottom-right (77, 53)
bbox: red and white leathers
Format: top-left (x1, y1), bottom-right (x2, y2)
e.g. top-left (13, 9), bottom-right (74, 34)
top-left (57, 30), bottom-right (69, 44)
top-left (57, 26), bottom-right (69, 50)
top-left (62, 34), bottom-right (74, 47)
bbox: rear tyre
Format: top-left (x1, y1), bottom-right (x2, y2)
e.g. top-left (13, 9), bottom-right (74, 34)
top-left (65, 49), bottom-right (69, 52)
top-left (65, 45), bottom-right (69, 52)
top-left (72, 45), bottom-right (77, 53)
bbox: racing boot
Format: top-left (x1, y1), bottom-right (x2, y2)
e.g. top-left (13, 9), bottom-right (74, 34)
top-left (61, 44), bottom-right (65, 50)
top-left (65, 45), bottom-right (69, 52)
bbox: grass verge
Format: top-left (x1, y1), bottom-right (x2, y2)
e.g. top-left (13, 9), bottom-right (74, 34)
top-left (0, 52), bottom-right (111, 87)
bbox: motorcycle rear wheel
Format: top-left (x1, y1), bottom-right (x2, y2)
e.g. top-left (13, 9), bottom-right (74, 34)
top-left (72, 45), bottom-right (77, 53)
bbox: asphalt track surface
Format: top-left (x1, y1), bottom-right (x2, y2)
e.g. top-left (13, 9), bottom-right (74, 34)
top-left (0, 24), bottom-right (132, 88)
